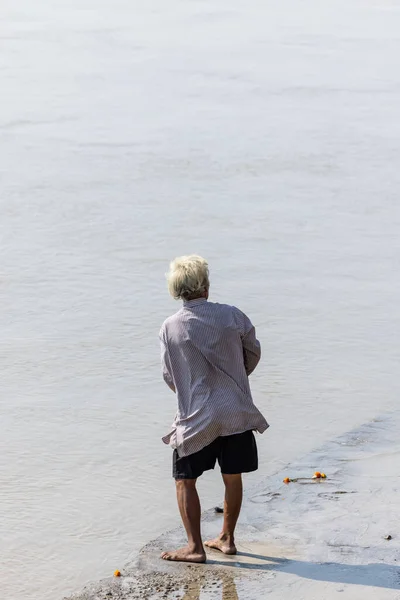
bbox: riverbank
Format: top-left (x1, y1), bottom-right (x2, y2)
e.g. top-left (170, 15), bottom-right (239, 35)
top-left (65, 413), bottom-right (400, 599)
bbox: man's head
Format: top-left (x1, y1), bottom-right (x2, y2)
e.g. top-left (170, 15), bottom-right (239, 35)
top-left (167, 255), bottom-right (209, 301)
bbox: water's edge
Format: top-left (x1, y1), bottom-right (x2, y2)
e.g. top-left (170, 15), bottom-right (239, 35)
top-left (65, 412), bottom-right (400, 599)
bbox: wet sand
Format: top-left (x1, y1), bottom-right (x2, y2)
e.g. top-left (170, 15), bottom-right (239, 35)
top-left (66, 413), bottom-right (400, 599)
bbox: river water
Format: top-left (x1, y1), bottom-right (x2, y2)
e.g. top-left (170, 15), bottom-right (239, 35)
top-left (1, 1), bottom-right (400, 598)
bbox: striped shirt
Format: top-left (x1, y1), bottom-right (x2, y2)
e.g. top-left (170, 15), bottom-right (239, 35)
top-left (160, 298), bottom-right (269, 457)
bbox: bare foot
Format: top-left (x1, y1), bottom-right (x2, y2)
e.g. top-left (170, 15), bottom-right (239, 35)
top-left (160, 546), bottom-right (206, 563)
top-left (204, 534), bottom-right (237, 555)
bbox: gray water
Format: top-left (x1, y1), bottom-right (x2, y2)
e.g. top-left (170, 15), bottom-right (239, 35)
top-left (1, 1), bottom-right (400, 598)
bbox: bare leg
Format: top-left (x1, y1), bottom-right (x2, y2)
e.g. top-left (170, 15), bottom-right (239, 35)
top-left (205, 473), bottom-right (242, 555)
top-left (161, 479), bottom-right (206, 563)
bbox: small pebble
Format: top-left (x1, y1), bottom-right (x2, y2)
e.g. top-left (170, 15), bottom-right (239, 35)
top-left (384, 535), bottom-right (392, 540)
top-left (214, 506), bottom-right (224, 513)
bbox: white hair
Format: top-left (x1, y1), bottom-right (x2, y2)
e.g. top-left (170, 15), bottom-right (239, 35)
top-left (167, 255), bottom-right (210, 300)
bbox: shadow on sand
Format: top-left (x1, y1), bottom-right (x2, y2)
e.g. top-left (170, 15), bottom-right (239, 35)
top-left (206, 551), bottom-right (400, 591)
top-left (174, 551), bottom-right (399, 600)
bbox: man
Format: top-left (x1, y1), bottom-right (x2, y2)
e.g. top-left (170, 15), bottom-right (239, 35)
top-left (159, 255), bottom-right (269, 563)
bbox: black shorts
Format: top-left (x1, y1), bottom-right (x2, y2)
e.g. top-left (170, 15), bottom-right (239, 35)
top-left (173, 430), bottom-right (258, 480)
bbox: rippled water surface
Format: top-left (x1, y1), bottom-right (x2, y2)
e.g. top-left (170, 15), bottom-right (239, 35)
top-left (1, 1), bottom-right (400, 598)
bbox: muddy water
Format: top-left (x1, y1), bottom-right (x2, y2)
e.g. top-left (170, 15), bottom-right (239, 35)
top-left (1, 0), bottom-right (400, 598)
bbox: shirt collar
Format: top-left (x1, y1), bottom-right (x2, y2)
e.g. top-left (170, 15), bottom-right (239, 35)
top-left (183, 298), bottom-right (208, 308)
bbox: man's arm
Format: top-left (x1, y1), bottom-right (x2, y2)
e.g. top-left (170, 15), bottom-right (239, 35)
top-left (242, 316), bottom-right (261, 376)
top-left (160, 331), bottom-right (176, 393)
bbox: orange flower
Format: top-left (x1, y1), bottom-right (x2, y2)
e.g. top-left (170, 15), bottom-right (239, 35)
top-left (283, 477), bottom-right (291, 484)
top-left (313, 472), bottom-right (322, 479)
top-left (114, 570), bottom-right (121, 577)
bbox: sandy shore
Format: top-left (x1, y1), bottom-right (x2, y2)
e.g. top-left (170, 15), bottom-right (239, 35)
top-left (66, 413), bottom-right (400, 599)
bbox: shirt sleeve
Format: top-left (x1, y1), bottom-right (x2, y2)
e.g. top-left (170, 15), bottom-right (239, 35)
top-left (241, 313), bottom-right (261, 376)
top-left (159, 328), bottom-right (176, 392)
